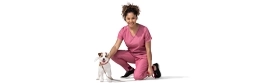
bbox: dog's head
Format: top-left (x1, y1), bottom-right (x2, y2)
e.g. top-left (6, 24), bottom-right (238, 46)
top-left (97, 52), bottom-right (109, 63)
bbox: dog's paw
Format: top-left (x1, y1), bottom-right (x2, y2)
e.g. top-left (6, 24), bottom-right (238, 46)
top-left (96, 77), bottom-right (100, 80)
top-left (100, 79), bottom-right (104, 82)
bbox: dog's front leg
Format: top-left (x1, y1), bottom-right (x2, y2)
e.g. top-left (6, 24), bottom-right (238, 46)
top-left (99, 71), bottom-right (104, 82)
top-left (106, 69), bottom-right (112, 82)
top-left (96, 69), bottom-right (100, 80)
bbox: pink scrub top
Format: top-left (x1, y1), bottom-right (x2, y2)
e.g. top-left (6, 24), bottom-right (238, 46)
top-left (117, 24), bottom-right (152, 54)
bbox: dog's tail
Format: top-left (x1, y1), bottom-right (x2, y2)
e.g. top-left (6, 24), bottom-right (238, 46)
top-left (94, 57), bottom-right (99, 62)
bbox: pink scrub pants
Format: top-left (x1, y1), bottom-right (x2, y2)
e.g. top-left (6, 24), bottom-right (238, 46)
top-left (111, 50), bottom-right (148, 80)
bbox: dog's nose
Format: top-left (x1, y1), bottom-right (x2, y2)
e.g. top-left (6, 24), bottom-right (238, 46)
top-left (103, 58), bottom-right (105, 60)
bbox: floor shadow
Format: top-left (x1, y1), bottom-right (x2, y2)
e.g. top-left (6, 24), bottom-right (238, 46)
top-left (160, 76), bottom-right (187, 79)
top-left (147, 76), bottom-right (187, 80)
top-left (111, 76), bottom-right (187, 82)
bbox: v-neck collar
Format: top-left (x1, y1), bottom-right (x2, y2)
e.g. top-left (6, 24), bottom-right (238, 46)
top-left (128, 24), bottom-right (140, 37)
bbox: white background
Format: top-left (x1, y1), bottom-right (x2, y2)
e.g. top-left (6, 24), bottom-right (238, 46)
top-left (1, 0), bottom-right (255, 83)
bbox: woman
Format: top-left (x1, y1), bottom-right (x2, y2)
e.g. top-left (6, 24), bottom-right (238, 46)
top-left (101, 3), bottom-right (161, 80)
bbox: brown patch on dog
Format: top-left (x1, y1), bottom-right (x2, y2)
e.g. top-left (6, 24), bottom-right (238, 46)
top-left (98, 52), bottom-right (102, 57)
top-left (105, 52), bottom-right (108, 57)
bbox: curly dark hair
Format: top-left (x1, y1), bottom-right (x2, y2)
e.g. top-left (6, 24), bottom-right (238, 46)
top-left (121, 3), bottom-right (140, 20)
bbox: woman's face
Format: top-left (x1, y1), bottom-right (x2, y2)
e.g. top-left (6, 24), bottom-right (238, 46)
top-left (125, 12), bottom-right (137, 28)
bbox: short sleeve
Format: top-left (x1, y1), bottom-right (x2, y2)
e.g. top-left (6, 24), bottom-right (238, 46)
top-left (117, 27), bottom-right (125, 40)
top-left (144, 27), bottom-right (152, 42)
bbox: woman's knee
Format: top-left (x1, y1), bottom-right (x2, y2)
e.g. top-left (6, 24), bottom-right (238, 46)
top-left (133, 71), bottom-right (147, 80)
top-left (134, 74), bottom-right (146, 80)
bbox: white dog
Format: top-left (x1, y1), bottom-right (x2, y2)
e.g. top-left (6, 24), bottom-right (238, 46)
top-left (95, 52), bottom-right (112, 82)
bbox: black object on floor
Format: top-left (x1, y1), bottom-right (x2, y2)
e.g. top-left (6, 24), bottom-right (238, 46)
top-left (121, 67), bottom-right (135, 78)
top-left (153, 63), bottom-right (161, 78)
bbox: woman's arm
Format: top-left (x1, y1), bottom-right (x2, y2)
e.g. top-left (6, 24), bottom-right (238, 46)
top-left (108, 38), bottom-right (122, 58)
top-left (145, 41), bottom-right (152, 67)
top-left (144, 27), bottom-right (153, 67)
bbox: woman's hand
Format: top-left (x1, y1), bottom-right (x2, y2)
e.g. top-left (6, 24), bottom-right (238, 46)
top-left (147, 67), bottom-right (154, 77)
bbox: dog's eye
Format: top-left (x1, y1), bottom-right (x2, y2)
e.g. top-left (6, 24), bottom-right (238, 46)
top-left (105, 55), bottom-right (108, 57)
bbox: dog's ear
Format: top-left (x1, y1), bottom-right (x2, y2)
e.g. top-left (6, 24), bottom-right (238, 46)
top-left (105, 52), bottom-right (107, 55)
top-left (98, 52), bottom-right (102, 57)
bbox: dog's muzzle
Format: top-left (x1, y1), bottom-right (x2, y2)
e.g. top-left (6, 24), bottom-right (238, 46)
top-left (102, 58), bottom-right (106, 62)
